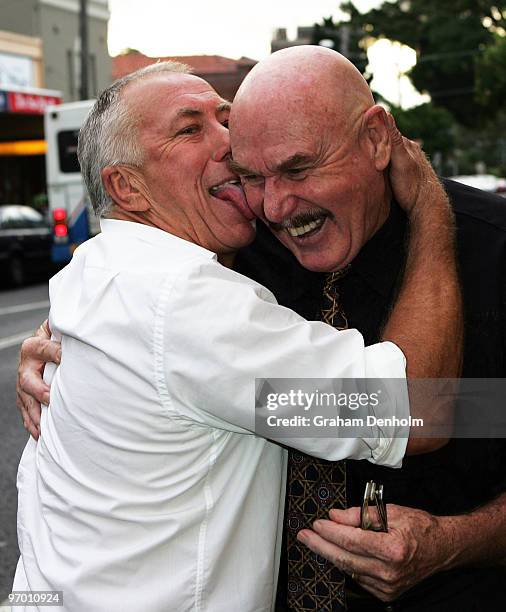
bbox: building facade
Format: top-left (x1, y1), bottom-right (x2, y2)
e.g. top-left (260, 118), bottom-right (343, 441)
top-left (271, 27), bottom-right (315, 53)
top-left (0, 0), bottom-right (110, 101)
top-left (0, 0), bottom-right (110, 208)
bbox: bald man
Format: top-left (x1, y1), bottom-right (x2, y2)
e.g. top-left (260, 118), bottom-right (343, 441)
top-left (231, 47), bottom-right (506, 611)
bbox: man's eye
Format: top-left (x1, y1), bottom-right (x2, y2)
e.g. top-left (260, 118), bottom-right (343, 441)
top-left (221, 120), bottom-right (229, 129)
top-left (286, 168), bottom-right (306, 178)
top-left (177, 125), bottom-right (200, 136)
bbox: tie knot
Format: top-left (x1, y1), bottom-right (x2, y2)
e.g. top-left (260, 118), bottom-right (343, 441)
top-left (324, 265), bottom-right (350, 291)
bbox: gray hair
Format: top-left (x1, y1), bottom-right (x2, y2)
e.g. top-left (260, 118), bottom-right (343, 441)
top-left (77, 61), bottom-right (191, 217)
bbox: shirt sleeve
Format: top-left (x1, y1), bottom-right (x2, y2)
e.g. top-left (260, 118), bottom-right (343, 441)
top-left (158, 260), bottom-right (408, 467)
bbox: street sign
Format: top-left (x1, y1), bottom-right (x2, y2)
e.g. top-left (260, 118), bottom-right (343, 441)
top-left (5, 91), bottom-right (61, 114)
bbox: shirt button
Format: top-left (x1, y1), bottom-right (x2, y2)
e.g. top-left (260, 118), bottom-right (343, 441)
top-left (385, 605), bottom-right (395, 612)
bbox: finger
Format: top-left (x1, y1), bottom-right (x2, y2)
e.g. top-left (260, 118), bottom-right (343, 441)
top-left (41, 341), bottom-right (61, 364)
top-left (18, 367), bottom-right (50, 405)
top-left (17, 393), bottom-right (40, 440)
top-left (36, 319), bottom-right (51, 339)
top-left (386, 114), bottom-right (403, 147)
top-left (20, 336), bottom-right (61, 366)
top-left (328, 506), bottom-right (361, 526)
top-left (26, 419), bottom-right (40, 440)
top-left (312, 519), bottom-right (391, 560)
top-left (383, 503), bottom-right (405, 521)
top-left (35, 338), bottom-right (61, 365)
top-left (24, 391), bottom-right (43, 426)
top-left (297, 529), bottom-right (385, 579)
top-left (17, 387), bottom-right (42, 429)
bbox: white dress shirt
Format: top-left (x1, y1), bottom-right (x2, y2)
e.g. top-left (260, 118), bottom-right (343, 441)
top-left (14, 219), bottom-right (408, 612)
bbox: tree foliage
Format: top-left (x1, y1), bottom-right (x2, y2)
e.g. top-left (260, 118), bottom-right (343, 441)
top-left (336, 1), bottom-right (506, 127)
top-left (389, 102), bottom-right (456, 157)
top-left (119, 48), bottom-right (142, 55)
top-left (475, 33), bottom-right (506, 115)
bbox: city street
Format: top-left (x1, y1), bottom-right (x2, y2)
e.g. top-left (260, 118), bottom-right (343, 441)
top-left (0, 282), bottom-right (50, 600)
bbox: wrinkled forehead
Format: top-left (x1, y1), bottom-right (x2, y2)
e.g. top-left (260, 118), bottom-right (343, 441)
top-left (125, 73), bottom-right (227, 125)
top-left (231, 89), bottom-right (364, 169)
top-left (231, 105), bottom-right (333, 166)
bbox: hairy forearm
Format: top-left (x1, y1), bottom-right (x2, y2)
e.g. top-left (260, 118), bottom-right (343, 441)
top-left (381, 183), bottom-right (463, 453)
top-left (437, 493), bottom-right (506, 569)
top-left (381, 118), bottom-right (463, 381)
top-left (382, 184), bottom-right (463, 379)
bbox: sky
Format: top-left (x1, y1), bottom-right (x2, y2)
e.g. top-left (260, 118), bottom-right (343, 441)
top-left (107, 0), bottom-right (428, 108)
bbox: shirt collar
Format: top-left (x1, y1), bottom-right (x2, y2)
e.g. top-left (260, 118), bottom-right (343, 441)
top-left (349, 201), bottom-right (407, 299)
top-left (99, 218), bottom-right (217, 260)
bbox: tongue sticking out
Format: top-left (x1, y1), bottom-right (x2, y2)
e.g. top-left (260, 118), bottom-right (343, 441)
top-left (211, 183), bottom-right (256, 221)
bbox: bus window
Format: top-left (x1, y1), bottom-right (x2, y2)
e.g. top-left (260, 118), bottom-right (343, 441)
top-left (57, 130), bottom-right (81, 173)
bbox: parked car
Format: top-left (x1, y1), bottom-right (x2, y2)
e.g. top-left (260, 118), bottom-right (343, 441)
top-left (450, 174), bottom-right (506, 196)
top-left (0, 205), bottom-right (53, 286)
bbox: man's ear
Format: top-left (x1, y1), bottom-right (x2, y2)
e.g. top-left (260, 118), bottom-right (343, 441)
top-left (362, 105), bottom-right (391, 172)
top-left (101, 165), bottom-right (151, 212)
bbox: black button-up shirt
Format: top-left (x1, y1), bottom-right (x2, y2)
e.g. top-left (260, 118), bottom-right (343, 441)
top-left (235, 179), bottom-right (506, 611)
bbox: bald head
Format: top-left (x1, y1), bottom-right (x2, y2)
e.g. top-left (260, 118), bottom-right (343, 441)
top-left (231, 46), bottom-right (374, 139)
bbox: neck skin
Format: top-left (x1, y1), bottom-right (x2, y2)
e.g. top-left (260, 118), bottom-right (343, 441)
top-left (107, 208), bottom-right (238, 269)
top-left (363, 175), bottom-right (393, 247)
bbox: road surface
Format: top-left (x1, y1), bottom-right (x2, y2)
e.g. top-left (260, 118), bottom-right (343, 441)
top-left (0, 282), bottom-right (50, 600)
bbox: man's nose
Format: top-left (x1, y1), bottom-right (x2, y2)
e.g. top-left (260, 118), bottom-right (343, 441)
top-left (263, 177), bottom-right (297, 224)
top-left (211, 125), bottom-right (231, 162)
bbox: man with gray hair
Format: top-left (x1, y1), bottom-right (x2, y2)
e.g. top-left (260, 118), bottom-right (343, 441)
top-left (12, 59), bottom-right (461, 611)
top-left (78, 61), bottom-right (189, 217)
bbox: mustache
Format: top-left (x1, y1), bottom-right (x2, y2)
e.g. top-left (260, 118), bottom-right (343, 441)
top-left (269, 210), bottom-right (329, 232)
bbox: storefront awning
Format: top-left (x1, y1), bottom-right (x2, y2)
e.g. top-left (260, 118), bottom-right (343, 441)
top-left (0, 85), bottom-right (62, 115)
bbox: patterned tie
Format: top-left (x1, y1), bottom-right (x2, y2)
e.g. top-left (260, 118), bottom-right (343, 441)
top-left (286, 268), bottom-right (349, 612)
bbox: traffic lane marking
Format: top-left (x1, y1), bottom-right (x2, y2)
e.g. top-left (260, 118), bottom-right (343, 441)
top-left (0, 301), bottom-right (49, 317)
top-left (0, 331), bottom-right (34, 352)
